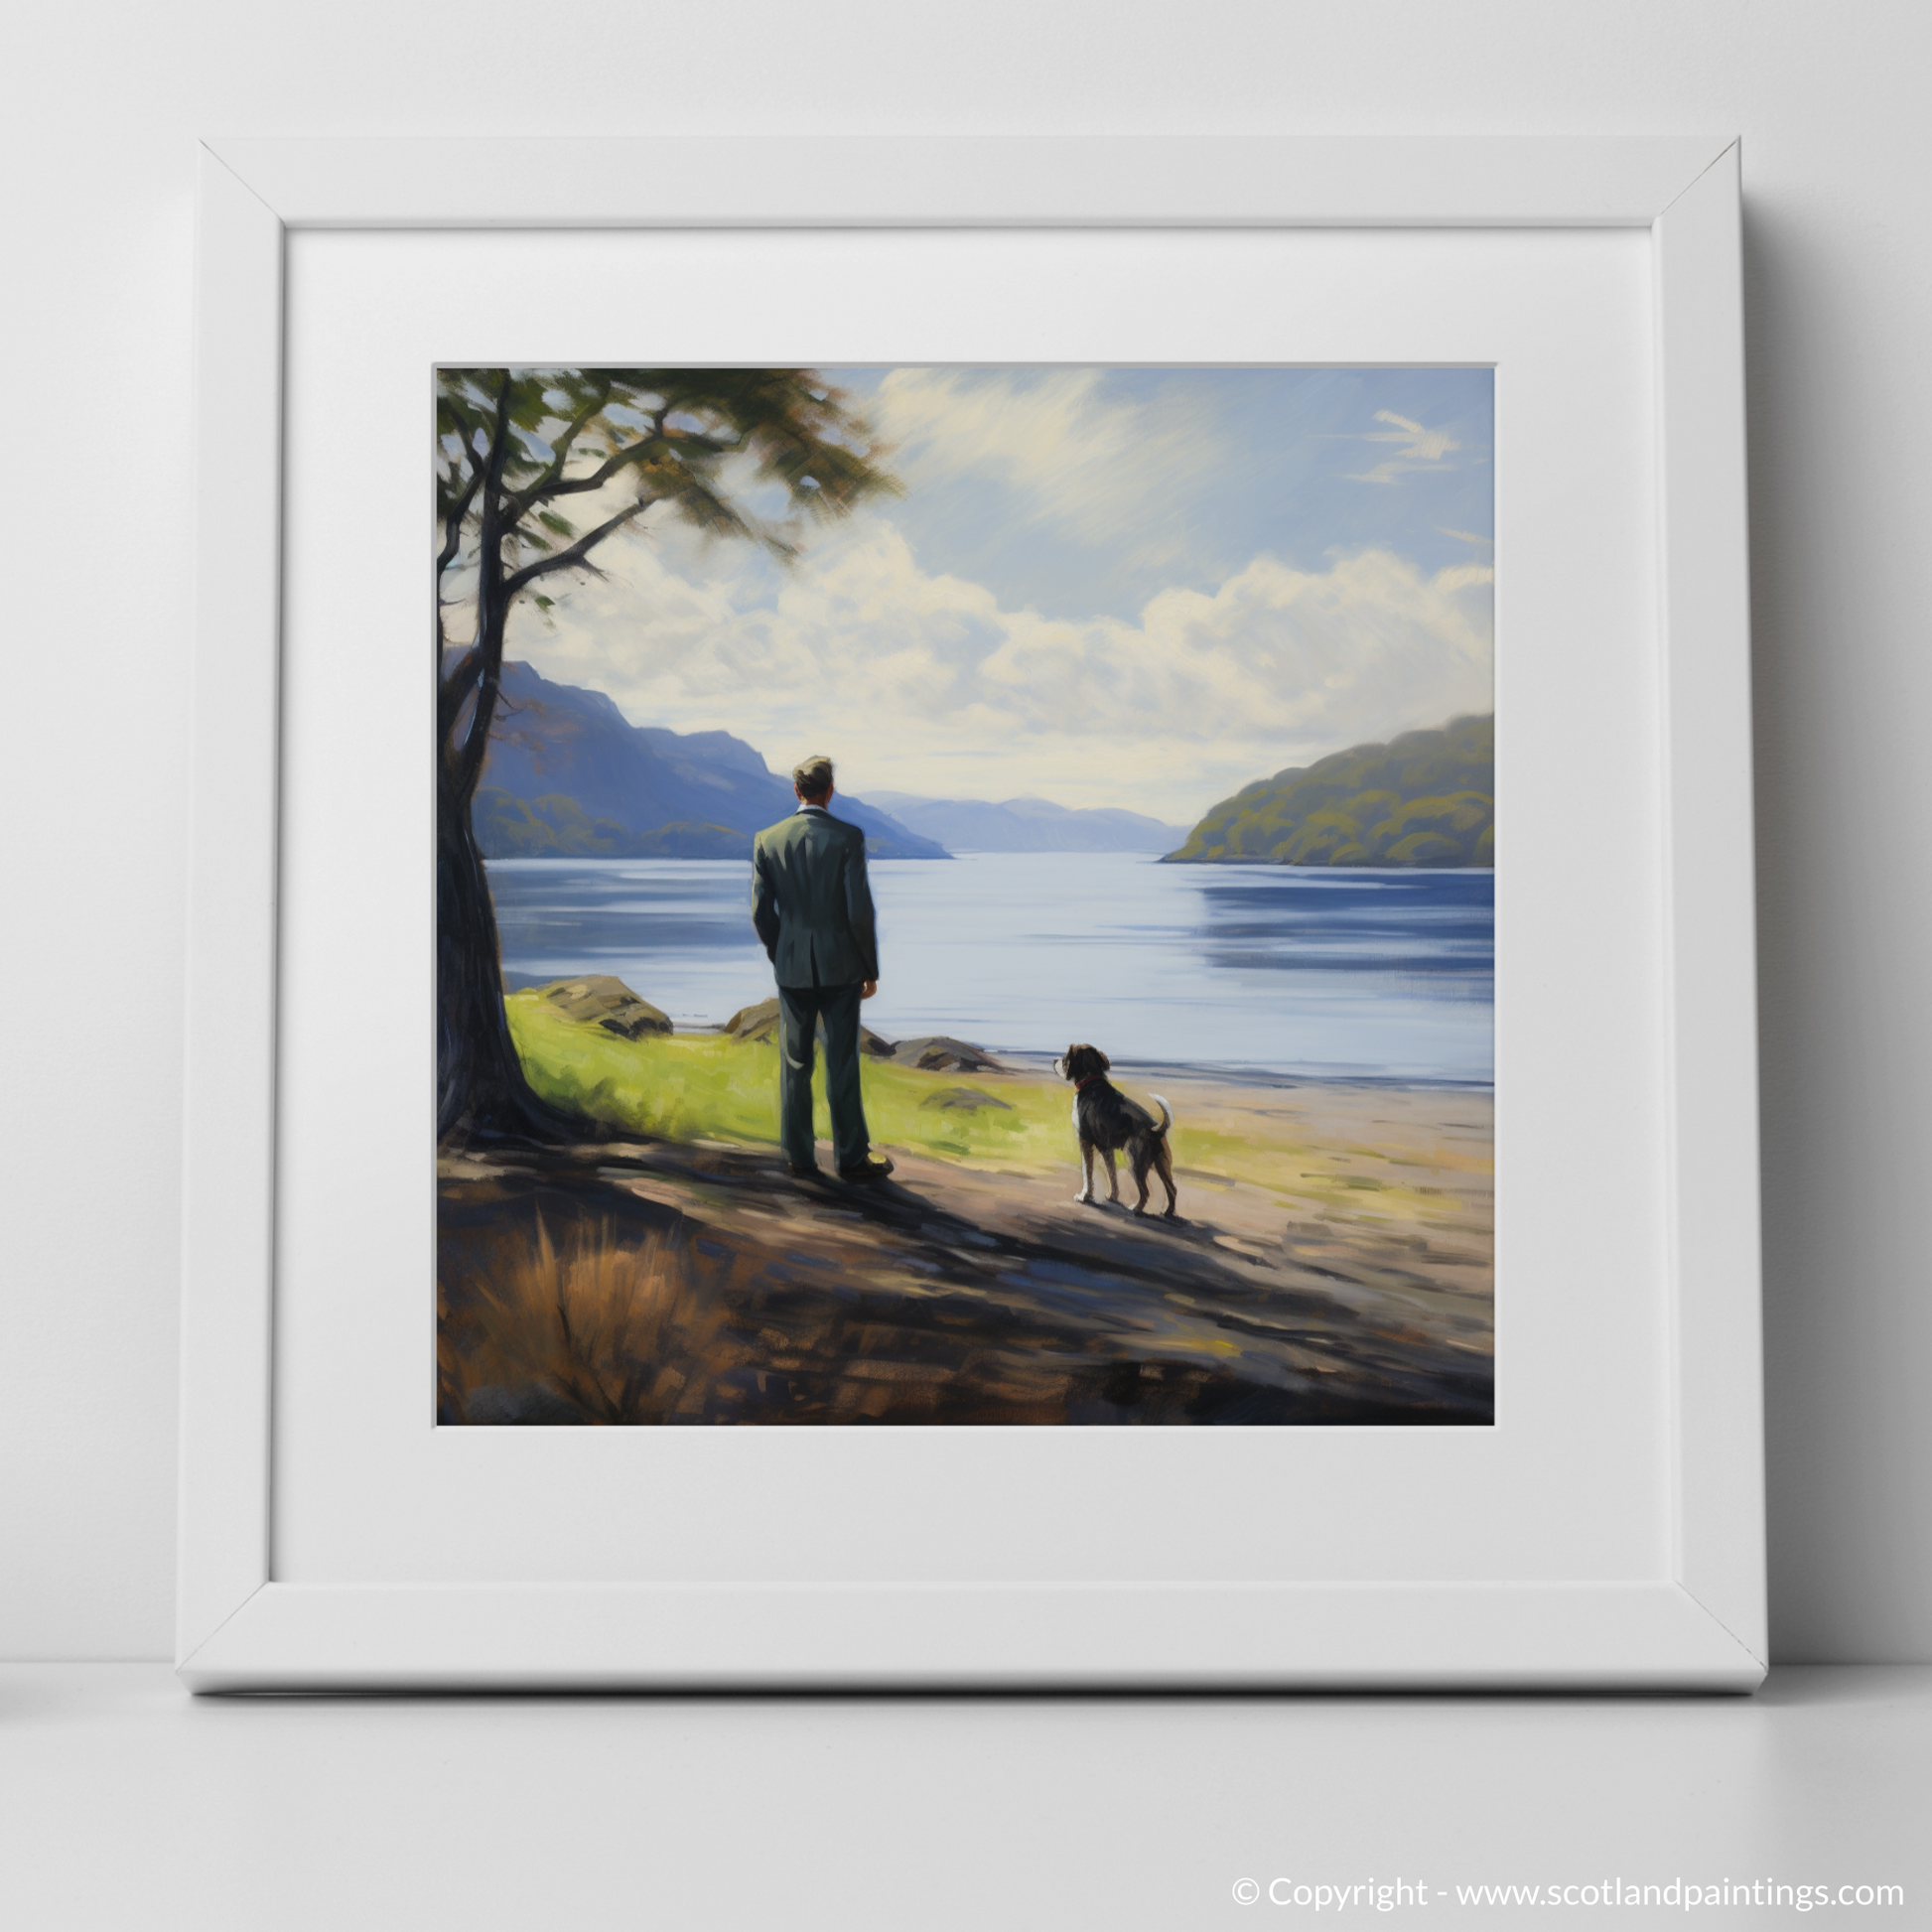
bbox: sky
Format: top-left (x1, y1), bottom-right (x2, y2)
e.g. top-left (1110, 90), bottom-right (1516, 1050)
top-left (497, 365), bottom-right (1493, 828)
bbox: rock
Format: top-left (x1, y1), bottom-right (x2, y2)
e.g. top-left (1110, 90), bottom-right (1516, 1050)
top-left (891, 1035), bottom-right (1004, 1073)
top-left (724, 996), bottom-right (782, 1039)
top-left (724, 996), bottom-right (895, 1057)
top-left (917, 1086), bottom-right (1014, 1113)
top-left (464, 1382), bottom-right (586, 1426)
top-left (535, 975), bottom-right (671, 1039)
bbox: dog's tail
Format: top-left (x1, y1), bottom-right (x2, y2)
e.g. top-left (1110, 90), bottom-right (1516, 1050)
top-left (1148, 1094), bottom-right (1173, 1137)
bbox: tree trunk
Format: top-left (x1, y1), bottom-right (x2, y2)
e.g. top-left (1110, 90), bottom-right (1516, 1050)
top-left (436, 375), bottom-right (598, 1149)
top-left (436, 768), bottom-right (585, 1148)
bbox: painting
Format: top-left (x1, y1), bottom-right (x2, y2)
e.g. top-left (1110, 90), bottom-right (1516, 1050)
top-left (435, 365), bottom-right (1494, 1427)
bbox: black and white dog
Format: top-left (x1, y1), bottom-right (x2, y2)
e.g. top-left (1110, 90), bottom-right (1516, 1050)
top-left (1053, 1043), bottom-right (1178, 1219)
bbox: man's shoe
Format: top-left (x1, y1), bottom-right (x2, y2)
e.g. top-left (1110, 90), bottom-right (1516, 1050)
top-left (838, 1155), bottom-right (895, 1184)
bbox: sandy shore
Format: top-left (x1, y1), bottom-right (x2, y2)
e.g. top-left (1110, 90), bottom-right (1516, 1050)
top-left (956, 1056), bottom-right (1493, 1325)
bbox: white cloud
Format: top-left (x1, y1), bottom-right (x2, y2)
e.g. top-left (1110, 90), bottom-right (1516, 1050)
top-left (504, 515), bottom-right (1492, 825)
top-left (1348, 410), bottom-right (1460, 486)
top-left (870, 367), bottom-right (1219, 555)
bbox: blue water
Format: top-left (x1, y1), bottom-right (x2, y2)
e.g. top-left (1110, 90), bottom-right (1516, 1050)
top-left (486, 852), bottom-right (1493, 1085)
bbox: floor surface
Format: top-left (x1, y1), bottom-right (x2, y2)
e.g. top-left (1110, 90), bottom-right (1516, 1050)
top-left (2, 1664), bottom-right (1926, 1927)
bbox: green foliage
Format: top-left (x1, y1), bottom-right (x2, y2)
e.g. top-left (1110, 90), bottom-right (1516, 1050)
top-left (437, 366), bottom-right (903, 605)
top-left (475, 791), bottom-right (751, 860)
top-left (475, 789), bottom-right (631, 857)
top-left (629, 822), bottom-right (755, 860)
top-left (1168, 715), bottom-right (1493, 868)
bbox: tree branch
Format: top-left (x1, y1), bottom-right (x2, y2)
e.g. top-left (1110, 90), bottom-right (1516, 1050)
top-left (437, 460), bottom-right (483, 580)
top-left (451, 377), bottom-right (520, 789)
top-left (450, 485), bottom-right (658, 792)
top-left (502, 494), bottom-right (658, 598)
top-left (515, 408), bottom-right (679, 510)
top-left (435, 458), bottom-right (484, 678)
top-left (501, 384), bottom-right (612, 522)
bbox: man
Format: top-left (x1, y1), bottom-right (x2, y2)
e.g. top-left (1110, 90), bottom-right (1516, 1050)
top-left (751, 756), bottom-right (896, 1184)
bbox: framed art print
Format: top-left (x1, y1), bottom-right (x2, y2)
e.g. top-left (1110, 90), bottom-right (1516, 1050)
top-left (432, 359), bottom-right (1496, 1432)
top-left (179, 137), bottom-right (1764, 1689)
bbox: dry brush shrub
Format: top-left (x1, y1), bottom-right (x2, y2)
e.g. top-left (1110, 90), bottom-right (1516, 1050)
top-left (441, 1215), bottom-right (743, 1424)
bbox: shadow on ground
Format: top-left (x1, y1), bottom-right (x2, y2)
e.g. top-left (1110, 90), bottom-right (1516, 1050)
top-left (438, 1133), bottom-right (1492, 1427)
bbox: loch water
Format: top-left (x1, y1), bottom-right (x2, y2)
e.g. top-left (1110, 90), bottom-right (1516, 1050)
top-left (486, 850), bottom-right (1494, 1085)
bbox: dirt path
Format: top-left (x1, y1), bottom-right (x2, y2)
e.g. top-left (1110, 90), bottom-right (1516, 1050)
top-left (440, 1074), bottom-right (1492, 1426)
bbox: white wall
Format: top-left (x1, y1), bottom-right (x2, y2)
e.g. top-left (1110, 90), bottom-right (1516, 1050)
top-left (2, 0), bottom-right (1926, 1662)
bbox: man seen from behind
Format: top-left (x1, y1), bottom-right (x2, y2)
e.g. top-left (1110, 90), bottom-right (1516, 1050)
top-left (751, 756), bottom-right (895, 1184)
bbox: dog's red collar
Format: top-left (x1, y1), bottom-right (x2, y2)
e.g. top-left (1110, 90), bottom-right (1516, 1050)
top-left (1074, 1074), bottom-right (1104, 1090)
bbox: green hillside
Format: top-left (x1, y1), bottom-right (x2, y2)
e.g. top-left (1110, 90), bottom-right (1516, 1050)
top-left (1165, 716), bottom-right (1493, 868)
top-left (476, 789), bottom-right (750, 860)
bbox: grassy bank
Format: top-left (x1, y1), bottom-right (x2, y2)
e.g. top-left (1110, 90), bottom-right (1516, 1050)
top-left (505, 991), bottom-right (1065, 1169)
top-left (501, 990), bottom-right (1489, 1230)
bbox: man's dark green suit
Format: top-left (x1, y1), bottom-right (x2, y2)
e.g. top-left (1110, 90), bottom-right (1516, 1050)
top-left (751, 803), bottom-right (879, 1173)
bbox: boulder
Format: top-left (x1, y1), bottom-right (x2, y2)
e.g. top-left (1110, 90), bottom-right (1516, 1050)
top-left (724, 996), bottom-right (895, 1056)
top-left (891, 1035), bottom-right (1004, 1073)
top-left (723, 996), bottom-right (782, 1039)
top-left (534, 975), bottom-right (671, 1039)
top-left (917, 1085), bottom-right (1014, 1113)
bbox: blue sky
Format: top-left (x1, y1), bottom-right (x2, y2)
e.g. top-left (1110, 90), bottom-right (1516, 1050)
top-left (826, 365), bottom-right (1493, 621)
top-left (501, 365), bottom-right (1494, 825)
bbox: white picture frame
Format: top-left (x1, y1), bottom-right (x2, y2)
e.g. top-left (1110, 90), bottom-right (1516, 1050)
top-left (180, 136), bottom-right (1762, 1691)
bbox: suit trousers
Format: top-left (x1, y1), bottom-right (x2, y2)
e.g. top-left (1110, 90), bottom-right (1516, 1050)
top-left (776, 981), bottom-right (872, 1172)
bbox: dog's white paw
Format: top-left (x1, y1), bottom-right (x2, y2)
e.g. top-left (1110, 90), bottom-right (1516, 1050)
top-left (1074, 1190), bottom-right (1094, 1205)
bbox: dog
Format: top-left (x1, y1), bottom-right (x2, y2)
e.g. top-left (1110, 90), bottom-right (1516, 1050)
top-left (1052, 1043), bottom-right (1178, 1219)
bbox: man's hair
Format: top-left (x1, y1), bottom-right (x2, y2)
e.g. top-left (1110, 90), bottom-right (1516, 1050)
top-left (792, 755), bottom-right (834, 801)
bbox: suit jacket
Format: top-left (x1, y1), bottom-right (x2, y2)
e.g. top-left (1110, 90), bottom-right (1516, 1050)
top-left (752, 806), bottom-right (880, 988)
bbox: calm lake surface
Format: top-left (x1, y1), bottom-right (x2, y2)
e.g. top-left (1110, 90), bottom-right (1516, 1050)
top-left (487, 851), bottom-right (1493, 1085)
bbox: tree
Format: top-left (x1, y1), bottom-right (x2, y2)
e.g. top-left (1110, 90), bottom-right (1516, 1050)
top-left (435, 367), bottom-right (900, 1146)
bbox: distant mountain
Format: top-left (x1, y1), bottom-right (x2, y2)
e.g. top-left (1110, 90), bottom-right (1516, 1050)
top-left (1165, 716), bottom-right (1493, 868)
top-left (466, 660), bottom-right (948, 861)
top-left (864, 791), bottom-right (1191, 854)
